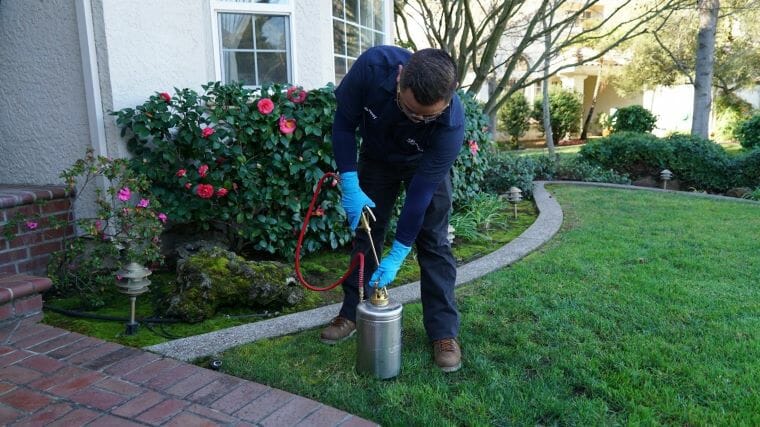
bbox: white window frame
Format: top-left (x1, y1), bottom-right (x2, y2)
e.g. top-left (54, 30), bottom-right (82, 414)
top-left (331, 0), bottom-right (392, 83)
top-left (210, 0), bottom-right (298, 86)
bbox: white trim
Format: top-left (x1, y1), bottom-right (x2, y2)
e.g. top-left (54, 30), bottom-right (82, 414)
top-left (209, 0), bottom-right (296, 86)
top-left (75, 0), bottom-right (108, 159)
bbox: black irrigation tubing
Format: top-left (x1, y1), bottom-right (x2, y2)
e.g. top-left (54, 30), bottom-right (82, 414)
top-left (43, 304), bottom-right (182, 324)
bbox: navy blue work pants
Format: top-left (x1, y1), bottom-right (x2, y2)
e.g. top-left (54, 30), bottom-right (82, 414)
top-left (338, 159), bottom-right (459, 341)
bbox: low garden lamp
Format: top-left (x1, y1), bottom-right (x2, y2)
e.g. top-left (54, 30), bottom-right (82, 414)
top-left (507, 186), bottom-right (523, 219)
top-left (660, 169), bottom-right (673, 190)
top-left (115, 262), bottom-right (152, 335)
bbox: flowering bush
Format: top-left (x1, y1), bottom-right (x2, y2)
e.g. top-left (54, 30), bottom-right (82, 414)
top-left (114, 82), bottom-right (347, 258)
top-left (452, 90), bottom-right (494, 209)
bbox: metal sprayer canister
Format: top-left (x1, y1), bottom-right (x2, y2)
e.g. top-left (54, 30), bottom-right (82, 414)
top-left (355, 288), bottom-right (403, 379)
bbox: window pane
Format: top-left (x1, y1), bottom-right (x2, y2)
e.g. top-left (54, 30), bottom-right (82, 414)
top-left (374, 31), bottom-right (384, 46)
top-left (373, 0), bottom-right (384, 30)
top-left (334, 56), bottom-right (347, 82)
top-left (346, 23), bottom-right (360, 58)
top-left (332, 0), bottom-right (344, 18)
top-left (361, 28), bottom-right (372, 51)
top-left (220, 14), bottom-right (253, 49)
top-left (255, 15), bottom-right (287, 50)
top-left (345, 0), bottom-right (358, 24)
top-left (257, 52), bottom-right (288, 84)
top-left (333, 20), bottom-right (346, 56)
top-left (223, 51), bottom-right (255, 85)
top-left (360, 0), bottom-right (372, 27)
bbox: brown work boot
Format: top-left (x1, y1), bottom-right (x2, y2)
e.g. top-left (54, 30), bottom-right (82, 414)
top-left (320, 317), bottom-right (356, 344)
top-left (433, 338), bottom-right (462, 372)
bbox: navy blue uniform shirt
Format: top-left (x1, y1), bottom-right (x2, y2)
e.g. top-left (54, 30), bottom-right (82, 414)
top-left (332, 45), bottom-right (465, 246)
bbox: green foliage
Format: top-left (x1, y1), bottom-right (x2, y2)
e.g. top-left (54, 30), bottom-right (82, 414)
top-left (449, 194), bottom-right (510, 242)
top-left (114, 82), bottom-right (348, 259)
top-left (498, 92), bottom-right (531, 147)
top-left (452, 90), bottom-right (495, 208)
top-left (580, 132), bottom-right (760, 192)
top-left (611, 105), bottom-right (657, 134)
top-left (714, 93), bottom-right (753, 143)
top-left (531, 88), bottom-right (583, 142)
top-left (552, 157), bottom-right (631, 184)
top-left (734, 113), bottom-right (760, 149)
top-left (483, 152), bottom-right (539, 198)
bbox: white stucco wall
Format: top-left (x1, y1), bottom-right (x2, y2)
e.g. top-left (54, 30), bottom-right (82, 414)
top-left (642, 85), bottom-right (694, 136)
top-left (0, 0), bottom-right (92, 185)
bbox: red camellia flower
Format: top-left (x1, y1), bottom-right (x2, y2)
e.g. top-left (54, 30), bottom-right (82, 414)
top-left (159, 92), bottom-right (171, 102)
top-left (279, 116), bottom-right (297, 134)
top-left (468, 140), bottom-right (479, 156)
top-left (202, 127), bottom-right (215, 138)
top-left (184, 182), bottom-right (192, 190)
top-left (198, 164), bottom-right (209, 178)
top-left (257, 98), bottom-right (274, 115)
top-left (286, 86), bottom-right (307, 104)
top-left (196, 184), bottom-right (214, 199)
top-left (215, 188), bottom-right (228, 198)
top-left (176, 168), bottom-right (187, 177)
top-left (314, 207), bottom-right (325, 217)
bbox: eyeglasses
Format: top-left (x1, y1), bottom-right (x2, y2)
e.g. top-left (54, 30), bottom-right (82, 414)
top-left (396, 88), bottom-right (449, 124)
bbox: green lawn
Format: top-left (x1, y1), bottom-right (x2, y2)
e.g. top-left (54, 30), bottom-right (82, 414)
top-left (218, 185), bottom-right (760, 425)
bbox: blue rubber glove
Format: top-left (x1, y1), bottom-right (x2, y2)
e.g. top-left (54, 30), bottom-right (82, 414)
top-left (370, 240), bottom-right (412, 288)
top-left (340, 171), bottom-right (376, 230)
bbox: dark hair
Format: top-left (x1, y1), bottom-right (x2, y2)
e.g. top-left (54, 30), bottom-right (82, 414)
top-left (399, 48), bottom-right (458, 106)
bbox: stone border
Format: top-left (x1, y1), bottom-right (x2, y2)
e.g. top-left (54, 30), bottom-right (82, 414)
top-left (145, 182), bottom-right (563, 361)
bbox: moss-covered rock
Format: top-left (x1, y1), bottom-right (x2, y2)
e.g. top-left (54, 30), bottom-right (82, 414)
top-left (165, 247), bottom-right (303, 322)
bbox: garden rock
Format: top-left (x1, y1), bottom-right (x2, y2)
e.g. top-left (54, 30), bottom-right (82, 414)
top-left (166, 247), bottom-right (303, 322)
top-left (725, 187), bottom-right (752, 199)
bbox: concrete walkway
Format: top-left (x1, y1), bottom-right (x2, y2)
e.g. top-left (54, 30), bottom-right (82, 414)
top-left (0, 181), bottom-right (574, 426)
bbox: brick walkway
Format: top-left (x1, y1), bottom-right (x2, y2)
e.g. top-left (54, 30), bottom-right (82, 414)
top-left (0, 317), bottom-right (375, 426)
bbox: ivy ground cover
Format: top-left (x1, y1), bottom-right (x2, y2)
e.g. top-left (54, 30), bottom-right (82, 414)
top-left (218, 185), bottom-right (760, 425)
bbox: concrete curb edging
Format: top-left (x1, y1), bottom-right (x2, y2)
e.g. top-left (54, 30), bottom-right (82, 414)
top-left (146, 181), bottom-right (563, 361)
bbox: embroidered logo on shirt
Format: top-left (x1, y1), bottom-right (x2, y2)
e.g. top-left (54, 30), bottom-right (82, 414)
top-left (406, 138), bottom-right (423, 152)
top-left (363, 107), bottom-right (378, 120)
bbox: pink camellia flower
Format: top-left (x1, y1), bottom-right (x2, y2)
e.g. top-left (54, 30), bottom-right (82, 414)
top-left (215, 188), bottom-right (228, 198)
top-left (201, 127), bottom-right (215, 138)
top-left (257, 98), bottom-right (274, 115)
top-left (314, 207), bottom-right (325, 217)
top-left (468, 140), bottom-right (479, 156)
top-left (196, 184), bottom-right (214, 199)
top-left (159, 92), bottom-right (171, 102)
top-left (198, 164), bottom-right (209, 178)
top-left (176, 169), bottom-right (187, 177)
top-left (25, 221), bottom-right (38, 230)
top-left (286, 86), bottom-right (307, 104)
top-left (279, 116), bottom-right (297, 134)
top-left (158, 213), bottom-right (168, 224)
top-left (117, 187), bottom-right (131, 201)
top-left (184, 182), bottom-right (192, 190)
top-left (137, 198), bottom-right (150, 208)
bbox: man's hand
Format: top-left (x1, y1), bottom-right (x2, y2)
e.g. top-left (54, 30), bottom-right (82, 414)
top-left (340, 172), bottom-right (376, 230)
top-left (370, 240), bottom-right (412, 288)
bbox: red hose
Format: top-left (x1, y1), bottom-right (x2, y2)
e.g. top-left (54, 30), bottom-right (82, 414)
top-left (294, 172), bottom-right (364, 292)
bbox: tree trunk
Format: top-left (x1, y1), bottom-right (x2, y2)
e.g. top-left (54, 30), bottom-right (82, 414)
top-left (580, 64), bottom-right (604, 140)
top-left (542, 18), bottom-right (555, 158)
top-left (691, 0), bottom-right (719, 138)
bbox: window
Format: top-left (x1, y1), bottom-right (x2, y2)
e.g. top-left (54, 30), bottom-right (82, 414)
top-left (212, 1), bottom-right (292, 86)
top-left (332, 0), bottom-right (386, 82)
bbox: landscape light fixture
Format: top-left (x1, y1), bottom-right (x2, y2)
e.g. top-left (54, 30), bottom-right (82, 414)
top-left (507, 186), bottom-right (523, 219)
top-left (660, 169), bottom-right (673, 190)
top-left (115, 262), bottom-right (152, 335)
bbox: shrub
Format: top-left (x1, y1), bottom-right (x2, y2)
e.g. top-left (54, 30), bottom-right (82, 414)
top-left (483, 152), bottom-right (538, 198)
top-left (553, 157), bottom-right (631, 184)
top-left (115, 82), bottom-right (348, 259)
top-left (449, 194), bottom-right (509, 242)
top-left (733, 147), bottom-right (760, 189)
top-left (734, 113), bottom-right (760, 149)
top-left (714, 93), bottom-right (753, 143)
top-left (663, 133), bottom-right (734, 192)
top-left (498, 92), bottom-right (531, 148)
top-left (579, 132), bottom-right (668, 178)
top-left (531, 87), bottom-right (583, 142)
top-left (452, 90), bottom-right (495, 208)
top-left (611, 105), bottom-right (657, 133)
